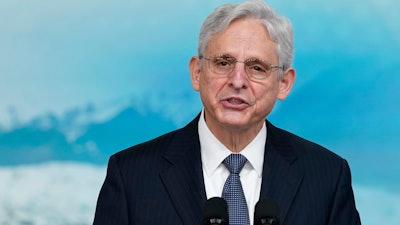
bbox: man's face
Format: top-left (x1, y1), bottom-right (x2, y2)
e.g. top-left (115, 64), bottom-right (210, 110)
top-left (190, 18), bottom-right (295, 135)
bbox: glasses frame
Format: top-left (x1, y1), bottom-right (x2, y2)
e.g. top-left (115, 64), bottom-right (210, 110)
top-left (200, 54), bottom-right (284, 80)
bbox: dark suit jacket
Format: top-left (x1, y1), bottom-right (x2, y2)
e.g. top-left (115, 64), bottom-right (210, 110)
top-left (93, 115), bottom-right (361, 225)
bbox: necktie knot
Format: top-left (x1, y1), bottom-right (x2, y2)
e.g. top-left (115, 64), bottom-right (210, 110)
top-left (223, 154), bottom-right (247, 175)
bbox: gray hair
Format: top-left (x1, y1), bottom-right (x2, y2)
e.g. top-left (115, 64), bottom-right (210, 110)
top-left (198, 0), bottom-right (294, 78)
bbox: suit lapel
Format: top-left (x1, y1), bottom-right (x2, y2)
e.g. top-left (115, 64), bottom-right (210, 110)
top-left (260, 121), bottom-right (304, 224)
top-left (160, 116), bottom-right (207, 225)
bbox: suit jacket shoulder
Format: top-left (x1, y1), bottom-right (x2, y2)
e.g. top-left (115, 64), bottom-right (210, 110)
top-left (263, 120), bottom-right (361, 225)
top-left (94, 115), bottom-right (206, 225)
top-left (266, 120), bottom-right (342, 160)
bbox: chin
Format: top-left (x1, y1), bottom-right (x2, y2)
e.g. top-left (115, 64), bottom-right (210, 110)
top-left (218, 117), bottom-right (251, 129)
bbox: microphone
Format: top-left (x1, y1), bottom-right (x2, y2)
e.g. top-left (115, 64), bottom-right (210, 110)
top-left (254, 198), bottom-right (280, 225)
top-left (202, 197), bottom-right (229, 225)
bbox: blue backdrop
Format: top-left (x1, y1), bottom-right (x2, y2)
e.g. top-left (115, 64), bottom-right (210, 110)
top-left (0, 0), bottom-right (399, 224)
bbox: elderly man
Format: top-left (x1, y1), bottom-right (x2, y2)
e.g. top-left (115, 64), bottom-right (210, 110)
top-left (93, 0), bottom-right (361, 224)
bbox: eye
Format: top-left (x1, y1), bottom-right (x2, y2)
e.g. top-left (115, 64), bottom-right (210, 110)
top-left (246, 60), bottom-right (271, 73)
top-left (213, 56), bottom-right (234, 67)
top-left (251, 65), bottom-right (266, 72)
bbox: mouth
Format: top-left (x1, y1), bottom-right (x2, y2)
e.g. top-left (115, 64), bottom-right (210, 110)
top-left (227, 98), bottom-right (246, 105)
top-left (221, 96), bottom-right (249, 109)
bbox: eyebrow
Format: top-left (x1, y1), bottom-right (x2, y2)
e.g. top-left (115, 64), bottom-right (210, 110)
top-left (214, 54), bottom-right (271, 65)
top-left (214, 53), bottom-right (235, 59)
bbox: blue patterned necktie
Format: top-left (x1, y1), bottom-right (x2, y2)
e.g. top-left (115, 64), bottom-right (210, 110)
top-left (222, 154), bottom-right (250, 225)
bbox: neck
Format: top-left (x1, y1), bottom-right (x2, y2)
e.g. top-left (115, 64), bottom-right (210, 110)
top-left (208, 122), bottom-right (264, 153)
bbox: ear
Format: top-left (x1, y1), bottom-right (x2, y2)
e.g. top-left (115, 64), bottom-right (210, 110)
top-left (189, 56), bottom-right (201, 91)
top-left (277, 67), bottom-right (296, 100)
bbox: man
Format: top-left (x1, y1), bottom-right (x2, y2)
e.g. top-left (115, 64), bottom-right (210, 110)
top-left (93, 0), bottom-right (361, 224)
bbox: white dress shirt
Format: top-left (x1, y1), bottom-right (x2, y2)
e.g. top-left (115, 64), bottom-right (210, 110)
top-left (198, 110), bottom-right (266, 225)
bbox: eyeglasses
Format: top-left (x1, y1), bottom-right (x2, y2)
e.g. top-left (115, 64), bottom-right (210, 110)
top-left (201, 54), bottom-right (284, 80)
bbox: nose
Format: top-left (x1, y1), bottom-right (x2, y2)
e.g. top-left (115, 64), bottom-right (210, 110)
top-left (228, 62), bottom-right (249, 89)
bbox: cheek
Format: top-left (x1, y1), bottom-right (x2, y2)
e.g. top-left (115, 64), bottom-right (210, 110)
top-left (254, 82), bottom-right (279, 103)
top-left (201, 76), bottom-right (225, 95)
top-left (199, 76), bottom-right (216, 102)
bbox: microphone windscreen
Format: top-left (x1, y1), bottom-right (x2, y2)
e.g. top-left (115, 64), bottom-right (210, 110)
top-left (202, 197), bottom-right (229, 225)
top-left (254, 198), bottom-right (280, 225)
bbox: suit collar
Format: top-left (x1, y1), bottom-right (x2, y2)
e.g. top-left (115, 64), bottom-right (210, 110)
top-left (260, 121), bottom-right (304, 224)
top-left (160, 114), bottom-right (207, 225)
top-left (198, 110), bottom-right (266, 178)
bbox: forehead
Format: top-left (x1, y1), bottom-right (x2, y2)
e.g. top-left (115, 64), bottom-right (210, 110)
top-left (206, 18), bottom-right (278, 61)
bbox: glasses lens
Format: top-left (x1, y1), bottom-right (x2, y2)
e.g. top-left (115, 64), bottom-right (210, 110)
top-left (245, 59), bottom-right (271, 80)
top-left (209, 56), bottom-right (235, 75)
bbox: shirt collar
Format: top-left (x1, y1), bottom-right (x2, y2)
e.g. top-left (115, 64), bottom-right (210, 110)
top-left (199, 110), bottom-right (266, 178)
